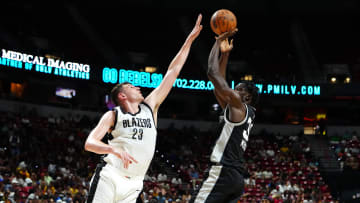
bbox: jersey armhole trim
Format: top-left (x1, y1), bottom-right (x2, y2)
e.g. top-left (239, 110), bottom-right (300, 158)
top-left (223, 104), bottom-right (248, 126)
top-left (110, 108), bottom-right (118, 131)
top-left (141, 102), bottom-right (157, 128)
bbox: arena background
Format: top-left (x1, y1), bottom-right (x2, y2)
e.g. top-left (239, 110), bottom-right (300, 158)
top-left (0, 1), bottom-right (360, 202)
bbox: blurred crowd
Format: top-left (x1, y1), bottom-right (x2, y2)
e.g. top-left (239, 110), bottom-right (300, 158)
top-left (330, 132), bottom-right (360, 171)
top-left (0, 110), bottom-right (340, 203)
top-left (152, 127), bottom-right (336, 203)
top-left (240, 133), bottom-right (333, 202)
top-left (0, 111), bottom-right (95, 203)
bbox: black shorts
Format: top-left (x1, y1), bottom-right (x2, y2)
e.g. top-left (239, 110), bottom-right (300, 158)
top-left (191, 164), bottom-right (245, 203)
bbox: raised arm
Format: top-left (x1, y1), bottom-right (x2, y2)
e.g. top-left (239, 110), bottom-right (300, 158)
top-left (219, 38), bottom-right (234, 78)
top-left (207, 38), bottom-right (242, 109)
top-left (145, 14), bottom-right (203, 122)
top-left (214, 38), bottom-right (234, 109)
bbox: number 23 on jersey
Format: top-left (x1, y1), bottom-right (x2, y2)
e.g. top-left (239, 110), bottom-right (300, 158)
top-left (132, 128), bottom-right (143, 140)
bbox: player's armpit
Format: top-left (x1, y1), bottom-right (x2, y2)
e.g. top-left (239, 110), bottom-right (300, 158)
top-left (214, 89), bottom-right (227, 109)
top-left (84, 110), bottom-right (115, 154)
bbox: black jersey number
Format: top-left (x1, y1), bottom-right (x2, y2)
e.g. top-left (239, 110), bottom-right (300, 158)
top-left (240, 117), bottom-right (253, 151)
top-left (132, 128), bottom-right (143, 140)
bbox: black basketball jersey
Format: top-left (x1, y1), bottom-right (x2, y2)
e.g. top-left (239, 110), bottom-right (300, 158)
top-left (210, 104), bottom-right (255, 172)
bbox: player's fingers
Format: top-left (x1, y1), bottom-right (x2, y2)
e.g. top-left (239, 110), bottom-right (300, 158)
top-left (230, 39), bottom-right (234, 47)
top-left (228, 32), bottom-right (236, 38)
top-left (225, 29), bottom-right (237, 38)
top-left (196, 14), bottom-right (202, 25)
top-left (216, 32), bottom-right (226, 40)
top-left (129, 155), bottom-right (138, 164)
top-left (122, 154), bottom-right (128, 168)
top-left (223, 33), bottom-right (233, 40)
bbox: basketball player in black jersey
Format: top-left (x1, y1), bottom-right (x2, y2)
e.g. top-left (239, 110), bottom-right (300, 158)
top-left (192, 30), bottom-right (259, 203)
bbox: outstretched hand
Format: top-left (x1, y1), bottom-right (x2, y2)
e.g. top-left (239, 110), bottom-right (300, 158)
top-left (186, 14), bottom-right (203, 42)
top-left (215, 28), bottom-right (238, 53)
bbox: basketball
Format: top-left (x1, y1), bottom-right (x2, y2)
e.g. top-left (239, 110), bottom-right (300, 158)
top-left (210, 9), bottom-right (237, 35)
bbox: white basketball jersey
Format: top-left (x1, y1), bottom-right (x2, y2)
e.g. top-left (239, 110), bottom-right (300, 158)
top-left (103, 103), bottom-right (157, 178)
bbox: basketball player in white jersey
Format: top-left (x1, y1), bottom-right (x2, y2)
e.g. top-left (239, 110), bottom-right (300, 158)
top-left (192, 30), bottom-right (259, 203)
top-left (84, 14), bottom-right (203, 203)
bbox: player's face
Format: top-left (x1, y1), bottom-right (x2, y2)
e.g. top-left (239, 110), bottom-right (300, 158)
top-left (235, 83), bottom-right (252, 105)
top-left (120, 84), bottom-right (144, 102)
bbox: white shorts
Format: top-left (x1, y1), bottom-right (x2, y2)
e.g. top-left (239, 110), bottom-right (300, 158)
top-left (87, 162), bottom-right (143, 203)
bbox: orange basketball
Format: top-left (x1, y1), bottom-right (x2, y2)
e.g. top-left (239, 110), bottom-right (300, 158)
top-left (210, 9), bottom-right (237, 35)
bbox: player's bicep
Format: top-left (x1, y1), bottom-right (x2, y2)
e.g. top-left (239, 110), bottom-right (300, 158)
top-left (208, 73), bottom-right (242, 107)
top-left (87, 111), bottom-right (115, 141)
top-left (214, 89), bottom-right (227, 110)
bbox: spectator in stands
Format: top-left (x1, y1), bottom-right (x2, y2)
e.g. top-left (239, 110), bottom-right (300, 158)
top-left (263, 167), bottom-right (273, 179)
top-left (344, 156), bottom-right (359, 171)
top-left (244, 175), bottom-right (256, 187)
top-left (171, 176), bottom-right (182, 185)
top-left (43, 172), bottom-right (53, 186)
top-left (266, 148), bottom-right (275, 157)
top-left (280, 145), bottom-right (289, 153)
top-left (283, 180), bottom-right (293, 192)
top-left (259, 149), bottom-right (267, 158)
top-left (255, 168), bottom-right (263, 179)
top-left (157, 173), bottom-right (168, 182)
top-left (9, 128), bottom-right (20, 157)
top-left (181, 190), bottom-right (191, 202)
top-left (146, 192), bottom-right (157, 203)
